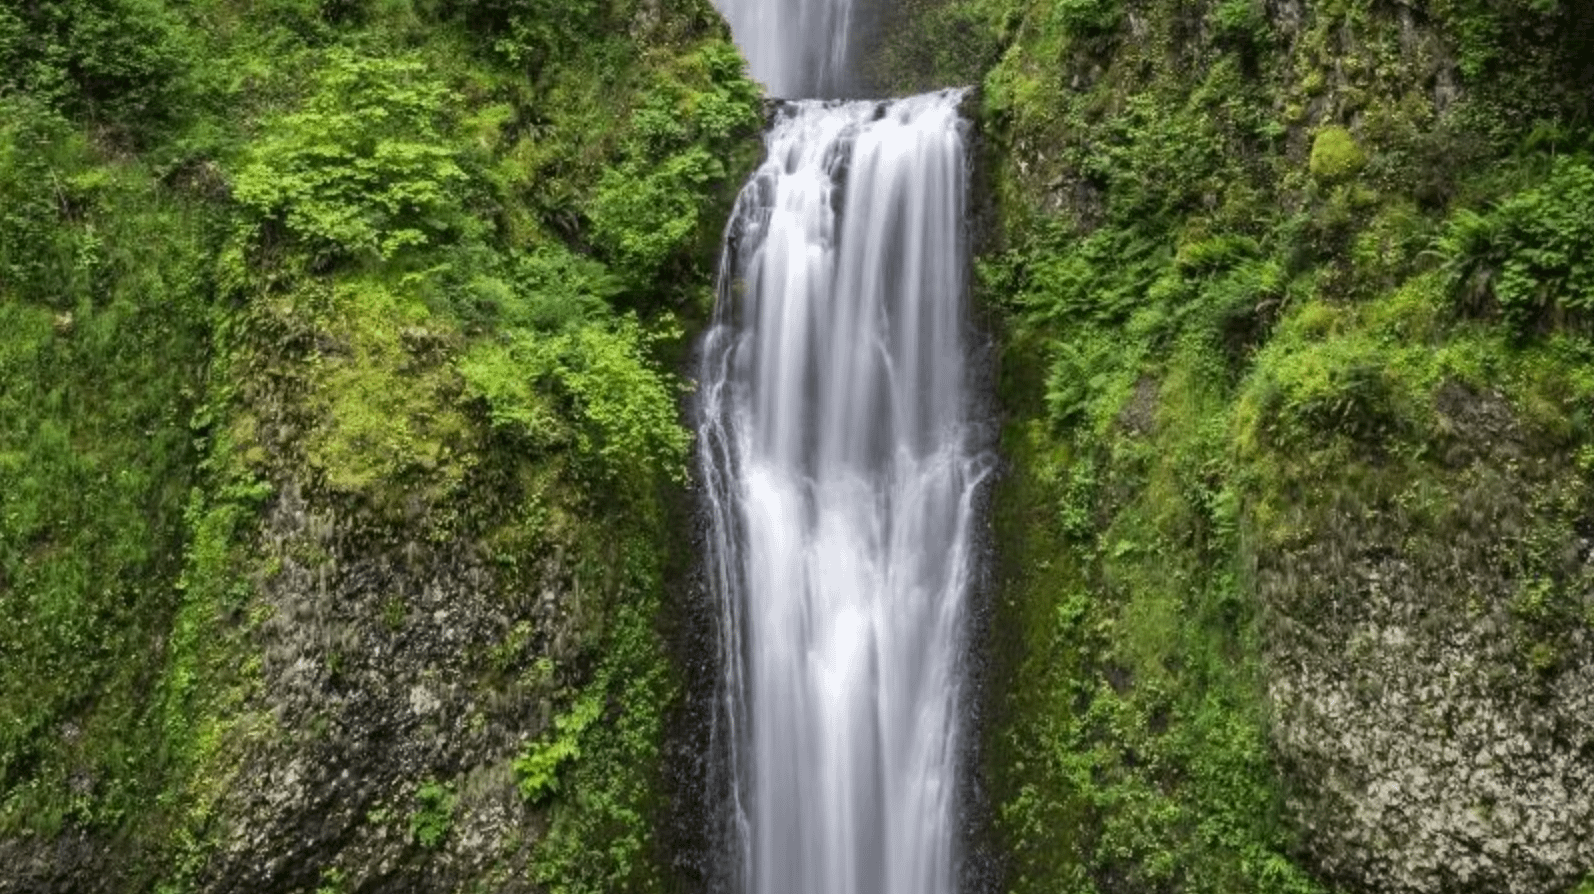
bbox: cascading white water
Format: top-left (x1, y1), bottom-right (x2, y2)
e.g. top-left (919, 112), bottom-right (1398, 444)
top-left (697, 90), bottom-right (986, 894)
top-left (712, 0), bottom-right (855, 97)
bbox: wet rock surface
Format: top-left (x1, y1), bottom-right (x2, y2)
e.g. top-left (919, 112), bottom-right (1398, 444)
top-left (1260, 389), bottom-right (1594, 894)
top-left (180, 480), bottom-right (584, 894)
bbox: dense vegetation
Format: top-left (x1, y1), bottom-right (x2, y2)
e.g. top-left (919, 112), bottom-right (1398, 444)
top-left (874, 1), bottom-right (1594, 892)
top-left (0, 0), bottom-right (760, 889)
top-left (6, 0), bottom-right (1594, 891)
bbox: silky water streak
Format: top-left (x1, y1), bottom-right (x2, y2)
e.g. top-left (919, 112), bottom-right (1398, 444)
top-left (712, 0), bottom-right (854, 97)
top-left (697, 91), bottom-right (987, 894)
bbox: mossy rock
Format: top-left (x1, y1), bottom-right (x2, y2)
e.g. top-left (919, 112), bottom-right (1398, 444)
top-left (1309, 126), bottom-right (1368, 183)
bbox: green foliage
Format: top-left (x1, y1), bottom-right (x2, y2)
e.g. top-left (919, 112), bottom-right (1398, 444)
top-left (1053, 0), bottom-right (1123, 38)
top-left (589, 41), bottom-right (763, 285)
top-left (513, 694), bottom-right (601, 803)
top-left (1309, 126), bottom-right (1368, 183)
top-left (1043, 327), bottom-right (1140, 433)
top-left (298, 278), bottom-right (472, 496)
top-left (408, 780), bottom-right (456, 849)
top-left (462, 315), bottom-right (691, 493)
top-left (493, 247), bottom-right (620, 332)
top-left (590, 147), bottom-right (725, 280)
top-left (0, 96), bottom-right (211, 836)
top-left (233, 49), bottom-right (469, 261)
top-left (0, 0), bottom-right (757, 888)
top-left (0, 0), bottom-right (192, 134)
top-left (992, 329), bottom-right (1323, 894)
top-left (314, 867), bottom-right (347, 894)
top-left (444, 0), bottom-right (604, 69)
top-left (1209, 0), bottom-right (1269, 49)
top-left (1238, 328), bottom-right (1409, 451)
top-left (936, 1), bottom-right (1594, 892)
top-left (1001, 224), bottom-right (1171, 325)
top-left (1437, 158), bottom-right (1594, 333)
top-left (0, 99), bottom-right (91, 306)
top-left (525, 528), bottom-right (675, 894)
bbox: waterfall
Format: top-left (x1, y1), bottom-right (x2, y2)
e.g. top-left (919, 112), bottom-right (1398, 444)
top-left (712, 0), bottom-right (855, 98)
top-left (696, 88), bottom-right (986, 894)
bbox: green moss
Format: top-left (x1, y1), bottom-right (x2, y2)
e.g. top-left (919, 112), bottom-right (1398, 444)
top-left (1309, 126), bottom-right (1369, 183)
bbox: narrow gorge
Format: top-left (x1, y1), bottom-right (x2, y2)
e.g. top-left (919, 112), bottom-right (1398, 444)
top-left (2, 0), bottom-right (1592, 893)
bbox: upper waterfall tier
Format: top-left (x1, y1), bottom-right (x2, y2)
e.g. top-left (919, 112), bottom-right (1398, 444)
top-left (712, 0), bottom-right (856, 98)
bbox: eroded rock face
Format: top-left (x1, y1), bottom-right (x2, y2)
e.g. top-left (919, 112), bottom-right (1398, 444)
top-left (189, 482), bottom-right (583, 894)
top-left (1260, 388), bottom-right (1594, 894)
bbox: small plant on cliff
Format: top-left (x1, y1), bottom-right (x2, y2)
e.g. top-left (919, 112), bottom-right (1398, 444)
top-left (408, 780), bottom-right (456, 849)
top-left (1437, 158), bottom-right (1594, 334)
top-left (232, 49), bottom-right (468, 262)
top-left (1053, 0), bottom-right (1124, 38)
top-left (514, 693), bottom-right (602, 804)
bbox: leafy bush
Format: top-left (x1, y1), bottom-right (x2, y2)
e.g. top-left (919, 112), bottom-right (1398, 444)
top-left (461, 315), bottom-right (690, 492)
top-left (1044, 327), bottom-right (1141, 434)
top-left (497, 247), bottom-right (620, 331)
top-left (513, 694), bottom-right (601, 803)
top-left (1238, 329), bottom-right (1408, 451)
top-left (1053, 0), bottom-right (1124, 37)
top-left (0, 101), bottom-right (211, 834)
top-left (1209, 0), bottom-right (1269, 49)
top-left (233, 49), bottom-right (469, 261)
top-left (408, 780), bottom-right (456, 848)
top-left (442, 0), bottom-right (604, 69)
top-left (1004, 224), bottom-right (1171, 325)
top-left (1437, 158), bottom-right (1594, 334)
top-left (589, 42), bottom-right (762, 285)
top-left (0, 101), bottom-right (90, 306)
top-left (0, 0), bottom-right (191, 133)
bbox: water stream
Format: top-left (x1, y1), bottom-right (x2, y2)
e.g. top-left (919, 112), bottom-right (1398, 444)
top-left (712, 0), bottom-right (856, 98)
top-left (696, 9), bottom-right (984, 894)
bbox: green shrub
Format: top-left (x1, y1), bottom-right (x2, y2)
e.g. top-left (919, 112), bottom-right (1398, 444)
top-left (408, 781), bottom-right (456, 849)
top-left (1004, 224), bottom-right (1171, 325)
top-left (1238, 332), bottom-right (1408, 451)
top-left (443, 0), bottom-right (604, 68)
top-left (0, 101), bottom-right (90, 306)
top-left (513, 694), bottom-right (601, 803)
top-left (588, 41), bottom-right (761, 285)
top-left (232, 49), bottom-right (469, 261)
top-left (0, 0), bottom-right (191, 133)
top-left (1209, 0), bottom-right (1269, 49)
top-left (0, 105), bottom-right (211, 834)
top-left (1053, 0), bottom-right (1124, 37)
top-left (461, 315), bottom-right (690, 492)
top-left (1437, 158), bottom-right (1594, 334)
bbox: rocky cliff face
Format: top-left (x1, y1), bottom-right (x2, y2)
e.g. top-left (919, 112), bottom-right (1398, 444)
top-left (1261, 385), bottom-right (1594, 894)
top-left (5, 0), bottom-right (1594, 891)
top-left (875, 1), bottom-right (1594, 893)
top-left (0, 0), bottom-right (762, 890)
